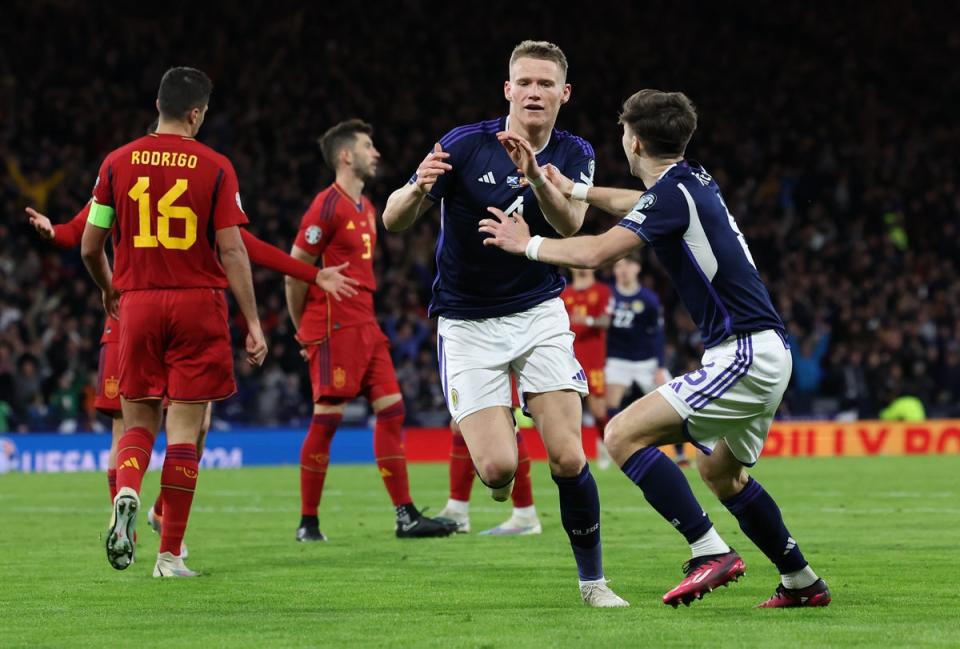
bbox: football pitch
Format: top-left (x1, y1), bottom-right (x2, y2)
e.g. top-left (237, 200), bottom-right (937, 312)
top-left (1, 456), bottom-right (956, 648)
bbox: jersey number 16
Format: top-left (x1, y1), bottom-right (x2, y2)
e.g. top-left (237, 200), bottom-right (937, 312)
top-left (128, 177), bottom-right (198, 250)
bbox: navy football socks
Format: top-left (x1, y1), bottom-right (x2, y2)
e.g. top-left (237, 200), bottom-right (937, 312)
top-left (721, 476), bottom-right (808, 574)
top-left (621, 446), bottom-right (713, 543)
top-left (552, 464), bottom-right (603, 581)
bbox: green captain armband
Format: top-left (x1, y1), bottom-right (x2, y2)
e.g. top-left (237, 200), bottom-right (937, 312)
top-left (87, 201), bottom-right (116, 228)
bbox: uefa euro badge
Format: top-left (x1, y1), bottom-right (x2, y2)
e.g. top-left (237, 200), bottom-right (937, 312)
top-left (450, 389), bottom-right (460, 411)
top-left (636, 193), bottom-right (656, 211)
top-left (333, 366), bottom-right (347, 389)
top-left (104, 377), bottom-right (120, 399)
top-left (305, 225), bottom-right (322, 245)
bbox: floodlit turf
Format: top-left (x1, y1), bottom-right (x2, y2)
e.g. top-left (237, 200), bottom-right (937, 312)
top-left (1, 456), bottom-right (957, 648)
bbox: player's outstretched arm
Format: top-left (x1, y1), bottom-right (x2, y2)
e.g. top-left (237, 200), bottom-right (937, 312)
top-left (240, 228), bottom-right (358, 300)
top-left (497, 132), bottom-right (586, 237)
top-left (218, 225), bottom-right (267, 366)
top-left (542, 164), bottom-right (643, 218)
top-left (382, 143), bottom-right (451, 232)
top-left (479, 207), bottom-right (641, 269)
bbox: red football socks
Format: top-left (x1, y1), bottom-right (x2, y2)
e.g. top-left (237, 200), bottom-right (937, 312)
top-left (106, 468), bottom-right (117, 503)
top-left (115, 427), bottom-right (154, 495)
top-left (511, 432), bottom-right (534, 508)
top-left (449, 428), bottom-right (475, 501)
top-left (373, 401), bottom-right (412, 507)
top-left (159, 443), bottom-right (198, 555)
top-left (300, 413), bottom-right (341, 516)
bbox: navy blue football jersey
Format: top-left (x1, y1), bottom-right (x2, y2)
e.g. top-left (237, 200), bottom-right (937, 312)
top-left (411, 117), bottom-right (595, 319)
top-left (606, 285), bottom-right (665, 363)
top-left (616, 161), bottom-right (785, 348)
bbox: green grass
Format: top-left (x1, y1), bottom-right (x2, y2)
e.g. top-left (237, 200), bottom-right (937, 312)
top-left (1, 457), bottom-right (957, 648)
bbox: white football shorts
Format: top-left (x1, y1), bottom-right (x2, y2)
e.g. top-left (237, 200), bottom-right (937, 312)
top-left (437, 298), bottom-right (588, 423)
top-left (605, 357), bottom-right (671, 394)
top-left (656, 329), bottom-right (791, 466)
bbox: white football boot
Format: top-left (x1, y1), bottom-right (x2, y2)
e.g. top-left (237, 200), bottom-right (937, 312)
top-left (153, 551), bottom-right (200, 578)
top-left (580, 579), bottom-right (630, 608)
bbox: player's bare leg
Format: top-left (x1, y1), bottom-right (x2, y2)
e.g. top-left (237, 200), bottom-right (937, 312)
top-left (526, 390), bottom-right (627, 608)
top-left (698, 440), bottom-right (830, 608)
top-left (106, 398), bottom-right (163, 570)
top-left (150, 401), bottom-right (205, 577)
top-left (604, 391), bottom-right (743, 607)
top-left (479, 416), bottom-right (541, 536)
top-left (457, 406), bottom-right (519, 501)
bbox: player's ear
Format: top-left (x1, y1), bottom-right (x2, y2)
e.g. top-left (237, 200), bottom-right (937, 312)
top-left (504, 80), bottom-right (512, 102)
top-left (560, 83), bottom-right (571, 105)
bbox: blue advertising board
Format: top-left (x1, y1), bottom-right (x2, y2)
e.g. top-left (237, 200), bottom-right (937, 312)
top-left (0, 428), bottom-right (375, 474)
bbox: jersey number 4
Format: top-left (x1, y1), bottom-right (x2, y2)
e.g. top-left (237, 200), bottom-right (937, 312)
top-left (128, 177), bottom-right (198, 250)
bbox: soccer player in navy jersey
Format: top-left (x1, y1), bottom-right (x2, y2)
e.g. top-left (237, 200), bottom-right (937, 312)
top-left (383, 40), bottom-right (627, 607)
top-left (605, 254), bottom-right (689, 467)
top-left (480, 89), bottom-right (830, 609)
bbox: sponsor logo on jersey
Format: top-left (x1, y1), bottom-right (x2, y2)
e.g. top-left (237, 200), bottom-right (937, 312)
top-left (305, 225), bottom-right (322, 245)
top-left (104, 377), bottom-right (120, 399)
top-left (333, 366), bottom-right (347, 388)
top-left (346, 220), bottom-right (356, 230)
top-left (623, 211), bottom-right (646, 227)
top-left (477, 171), bottom-right (496, 185)
top-left (636, 193), bottom-right (656, 210)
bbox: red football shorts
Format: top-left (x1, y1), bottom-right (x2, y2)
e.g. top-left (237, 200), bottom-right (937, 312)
top-left (575, 345), bottom-right (606, 397)
top-left (94, 342), bottom-right (122, 415)
top-left (119, 288), bottom-right (235, 402)
top-left (306, 322), bottom-right (400, 403)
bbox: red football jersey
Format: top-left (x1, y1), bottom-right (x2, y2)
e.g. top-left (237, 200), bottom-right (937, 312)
top-left (91, 133), bottom-right (248, 290)
top-left (51, 202), bottom-right (120, 344)
top-left (294, 184), bottom-right (378, 343)
top-left (562, 282), bottom-right (611, 367)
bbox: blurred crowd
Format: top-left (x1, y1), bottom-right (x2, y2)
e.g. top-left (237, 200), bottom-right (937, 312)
top-left (2, 2), bottom-right (957, 431)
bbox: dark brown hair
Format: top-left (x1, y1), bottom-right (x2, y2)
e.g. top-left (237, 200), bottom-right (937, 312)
top-left (619, 89), bottom-right (697, 158)
top-left (318, 119), bottom-right (374, 170)
top-left (157, 67), bottom-right (212, 121)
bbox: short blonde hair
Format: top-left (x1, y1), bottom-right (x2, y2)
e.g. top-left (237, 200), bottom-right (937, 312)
top-left (509, 40), bottom-right (568, 80)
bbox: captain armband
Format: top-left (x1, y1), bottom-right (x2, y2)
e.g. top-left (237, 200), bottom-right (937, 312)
top-left (87, 201), bottom-right (116, 228)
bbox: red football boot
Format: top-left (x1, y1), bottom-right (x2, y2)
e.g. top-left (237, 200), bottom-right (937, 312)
top-left (756, 578), bottom-right (831, 608)
top-left (663, 549), bottom-right (746, 608)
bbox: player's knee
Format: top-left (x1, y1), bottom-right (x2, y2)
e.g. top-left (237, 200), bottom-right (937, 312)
top-left (603, 413), bottom-right (640, 462)
top-left (475, 459), bottom-right (516, 487)
top-left (547, 445), bottom-right (586, 478)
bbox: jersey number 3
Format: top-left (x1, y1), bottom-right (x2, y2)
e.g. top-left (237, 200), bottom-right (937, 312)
top-left (128, 177), bottom-right (198, 250)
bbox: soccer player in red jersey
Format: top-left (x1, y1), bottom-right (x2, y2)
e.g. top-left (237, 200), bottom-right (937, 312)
top-left (26, 192), bottom-right (355, 522)
top-left (436, 379), bottom-right (541, 535)
top-left (561, 269), bottom-right (613, 466)
top-left (286, 119), bottom-right (456, 541)
top-left (80, 67), bottom-right (268, 577)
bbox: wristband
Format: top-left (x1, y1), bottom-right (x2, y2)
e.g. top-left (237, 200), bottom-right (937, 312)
top-left (527, 174), bottom-right (546, 189)
top-left (525, 235), bottom-right (545, 261)
top-left (571, 182), bottom-right (590, 201)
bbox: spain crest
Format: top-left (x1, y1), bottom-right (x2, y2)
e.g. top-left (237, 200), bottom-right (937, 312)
top-left (333, 366), bottom-right (347, 388)
top-left (104, 377), bottom-right (120, 399)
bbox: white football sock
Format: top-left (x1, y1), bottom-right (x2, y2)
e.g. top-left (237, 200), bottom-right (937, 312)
top-left (781, 565), bottom-right (818, 589)
top-left (690, 526), bottom-right (731, 558)
top-left (512, 505), bottom-right (537, 518)
top-left (578, 577), bottom-right (607, 587)
top-left (445, 499), bottom-right (469, 515)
